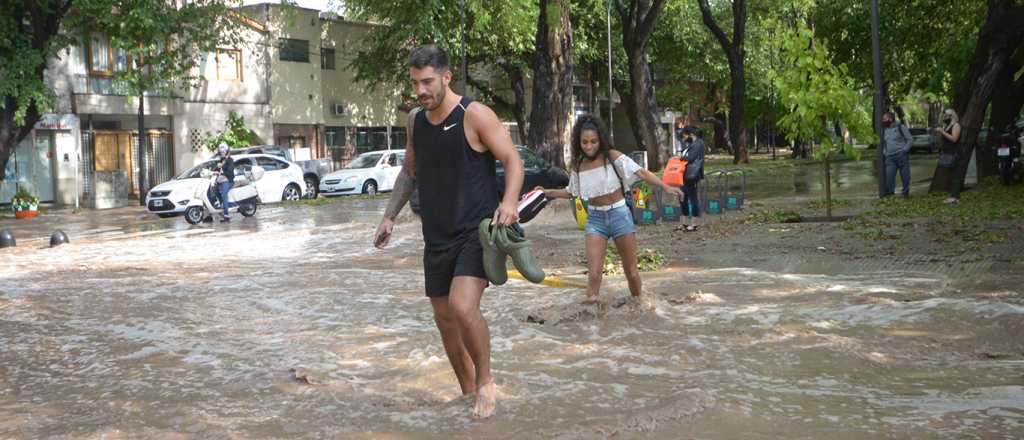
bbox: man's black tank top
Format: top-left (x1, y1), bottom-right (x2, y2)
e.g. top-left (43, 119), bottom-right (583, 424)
top-left (414, 96), bottom-right (499, 250)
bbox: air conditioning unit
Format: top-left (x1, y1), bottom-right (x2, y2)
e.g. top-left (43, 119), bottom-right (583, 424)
top-left (332, 103), bottom-right (345, 116)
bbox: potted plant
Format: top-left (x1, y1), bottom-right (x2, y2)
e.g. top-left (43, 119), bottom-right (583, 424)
top-left (11, 185), bottom-right (40, 219)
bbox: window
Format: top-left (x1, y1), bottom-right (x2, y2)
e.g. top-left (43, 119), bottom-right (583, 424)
top-left (390, 127), bottom-right (407, 150)
top-left (321, 47), bottom-right (335, 70)
top-left (256, 156), bottom-right (284, 171)
top-left (325, 127), bottom-right (346, 148)
top-left (234, 158), bottom-right (253, 173)
top-left (279, 38), bottom-right (309, 62)
top-left (386, 154), bottom-right (397, 167)
top-left (355, 127), bottom-right (388, 152)
top-left (217, 49), bottom-right (242, 81)
top-left (522, 149), bottom-right (547, 171)
top-left (86, 34), bottom-right (128, 76)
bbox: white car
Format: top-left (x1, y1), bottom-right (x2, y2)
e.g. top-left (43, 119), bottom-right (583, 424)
top-left (146, 153), bottom-right (307, 218)
top-left (319, 150), bottom-right (404, 196)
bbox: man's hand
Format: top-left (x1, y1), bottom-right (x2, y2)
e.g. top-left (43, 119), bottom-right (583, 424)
top-left (491, 200), bottom-right (519, 226)
top-left (664, 185), bottom-right (685, 199)
top-left (374, 218), bottom-right (394, 249)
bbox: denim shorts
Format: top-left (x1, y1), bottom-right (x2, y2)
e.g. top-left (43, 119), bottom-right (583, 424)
top-left (585, 204), bottom-right (636, 239)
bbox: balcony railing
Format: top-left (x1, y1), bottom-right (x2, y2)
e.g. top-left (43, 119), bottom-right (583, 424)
top-left (71, 74), bottom-right (174, 97)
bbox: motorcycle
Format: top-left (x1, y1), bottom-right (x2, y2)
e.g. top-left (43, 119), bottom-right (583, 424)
top-left (183, 165), bottom-right (264, 225)
top-left (995, 122), bottom-right (1023, 185)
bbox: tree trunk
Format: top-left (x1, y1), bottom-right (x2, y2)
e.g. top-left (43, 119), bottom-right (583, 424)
top-left (497, 62), bottom-right (529, 143)
top-left (698, 0), bottom-right (749, 164)
top-left (615, 0), bottom-right (669, 170)
top-left (929, 0), bottom-right (1024, 194)
top-left (138, 94), bottom-right (147, 205)
top-left (528, 0), bottom-right (574, 169)
top-left (0, 0), bottom-right (71, 174)
top-left (0, 100), bottom-right (41, 180)
top-left (983, 51), bottom-right (1024, 177)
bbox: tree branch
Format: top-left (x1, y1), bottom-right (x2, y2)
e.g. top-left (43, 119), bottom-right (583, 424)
top-left (698, 0), bottom-right (734, 54)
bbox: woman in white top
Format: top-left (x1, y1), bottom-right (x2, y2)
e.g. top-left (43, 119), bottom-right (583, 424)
top-left (538, 114), bottom-right (683, 300)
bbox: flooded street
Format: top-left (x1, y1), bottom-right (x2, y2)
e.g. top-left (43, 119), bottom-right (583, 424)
top-left (2, 159), bottom-right (1023, 438)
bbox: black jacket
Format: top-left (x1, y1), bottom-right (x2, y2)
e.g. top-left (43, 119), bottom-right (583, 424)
top-left (217, 156), bottom-right (235, 182)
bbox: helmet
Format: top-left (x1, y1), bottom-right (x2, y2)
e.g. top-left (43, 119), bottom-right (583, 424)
top-left (218, 143), bottom-right (230, 155)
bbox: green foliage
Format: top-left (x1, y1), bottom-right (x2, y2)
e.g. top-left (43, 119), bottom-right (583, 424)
top-left (201, 111), bottom-right (261, 152)
top-left (866, 178), bottom-right (1024, 222)
top-left (11, 184), bottom-right (40, 209)
top-left (602, 245), bottom-right (666, 275)
top-left (745, 208), bottom-right (801, 224)
top-left (769, 21), bottom-right (874, 160)
top-left (804, 198), bottom-right (851, 211)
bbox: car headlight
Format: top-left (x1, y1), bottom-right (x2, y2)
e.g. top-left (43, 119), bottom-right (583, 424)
top-left (344, 176), bottom-right (358, 182)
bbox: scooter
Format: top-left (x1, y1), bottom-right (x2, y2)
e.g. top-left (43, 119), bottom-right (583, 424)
top-left (995, 122), bottom-right (1023, 185)
top-left (183, 166), bottom-right (263, 225)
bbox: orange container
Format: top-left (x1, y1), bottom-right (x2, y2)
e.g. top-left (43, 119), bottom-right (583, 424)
top-left (662, 157), bottom-right (687, 186)
top-left (14, 210), bottom-right (38, 219)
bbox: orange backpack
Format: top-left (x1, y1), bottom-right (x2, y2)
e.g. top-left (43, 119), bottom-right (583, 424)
top-left (662, 157), bottom-right (687, 186)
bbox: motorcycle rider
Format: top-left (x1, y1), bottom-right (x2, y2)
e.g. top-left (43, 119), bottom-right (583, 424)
top-left (215, 143), bottom-right (235, 222)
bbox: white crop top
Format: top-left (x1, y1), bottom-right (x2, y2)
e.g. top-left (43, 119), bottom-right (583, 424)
top-left (567, 155), bottom-right (643, 200)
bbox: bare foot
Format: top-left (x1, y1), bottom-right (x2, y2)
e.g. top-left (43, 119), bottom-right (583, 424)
top-left (473, 381), bottom-right (497, 419)
top-left (581, 295), bottom-right (600, 305)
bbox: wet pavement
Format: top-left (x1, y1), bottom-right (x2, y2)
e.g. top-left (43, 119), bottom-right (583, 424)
top-left (1, 156), bottom-right (1022, 438)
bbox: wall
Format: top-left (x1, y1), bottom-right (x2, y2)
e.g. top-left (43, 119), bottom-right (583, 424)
top-left (176, 102), bottom-right (274, 171)
top-left (319, 19), bottom-right (404, 128)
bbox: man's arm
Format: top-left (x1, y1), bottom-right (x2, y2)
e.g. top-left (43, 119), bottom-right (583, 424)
top-left (468, 104), bottom-right (523, 225)
top-left (374, 109), bottom-right (418, 248)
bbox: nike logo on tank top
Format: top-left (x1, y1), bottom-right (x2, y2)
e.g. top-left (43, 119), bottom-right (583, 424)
top-left (414, 96), bottom-right (499, 250)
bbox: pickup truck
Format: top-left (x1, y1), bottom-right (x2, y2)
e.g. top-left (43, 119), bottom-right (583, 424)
top-left (235, 145), bottom-right (332, 199)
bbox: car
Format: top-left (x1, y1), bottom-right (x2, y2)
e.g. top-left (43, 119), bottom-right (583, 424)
top-left (409, 146), bottom-right (570, 214)
top-left (909, 127), bottom-right (935, 153)
top-left (235, 145), bottom-right (331, 199)
top-left (145, 153), bottom-right (307, 218)
top-left (319, 150), bottom-right (404, 196)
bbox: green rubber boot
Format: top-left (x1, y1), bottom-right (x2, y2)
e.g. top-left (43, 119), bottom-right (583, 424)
top-left (492, 223), bottom-right (546, 284)
top-left (478, 218), bottom-right (508, 285)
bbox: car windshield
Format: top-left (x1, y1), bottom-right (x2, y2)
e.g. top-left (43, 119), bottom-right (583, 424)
top-left (177, 161), bottom-right (217, 179)
top-left (347, 154), bottom-right (382, 169)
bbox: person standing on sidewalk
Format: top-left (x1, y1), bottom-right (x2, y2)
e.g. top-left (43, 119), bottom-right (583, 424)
top-left (372, 44), bottom-right (523, 419)
top-left (882, 112), bottom-right (913, 198)
top-left (677, 126), bottom-right (705, 231)
top-left (933, 108), bottom-right (962, 204)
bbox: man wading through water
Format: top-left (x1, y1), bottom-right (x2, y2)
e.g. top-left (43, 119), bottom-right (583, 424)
top-left (373, 44), bottom-right (524, 418)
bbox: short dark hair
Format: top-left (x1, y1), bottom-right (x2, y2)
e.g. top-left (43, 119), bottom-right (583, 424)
top-left (409, 44), bottom-right (450, 72)
top-left (883, 111), bottom-right (895, 119)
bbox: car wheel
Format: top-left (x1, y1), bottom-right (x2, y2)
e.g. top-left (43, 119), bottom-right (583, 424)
top-left (363, 180), bottom-right (378, 196)
top-left (157, 213), bottom-right (176, 218)
top-left (239, 200), bottom-right (257, 217)
top-left (282, 184), bottom-right (302, 201)
top-left (184, 206), bottom-right (205, 225)
top-left (304, 176), bottom-right (318, 199)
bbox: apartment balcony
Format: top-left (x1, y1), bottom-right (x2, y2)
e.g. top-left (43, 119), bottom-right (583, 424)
top-left (72, 74), bottom-right (183, 116)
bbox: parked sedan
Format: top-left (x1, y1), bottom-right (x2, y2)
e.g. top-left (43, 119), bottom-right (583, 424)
top-left (319, 150), bottom-right (404, 196)
top-left (409, 146), bottom-right (570, 213)
top-left (145, 153), bottom-right (306, 218)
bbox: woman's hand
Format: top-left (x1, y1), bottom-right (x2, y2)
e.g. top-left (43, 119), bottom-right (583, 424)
top-left (663, 184), bottom-right (684, 198)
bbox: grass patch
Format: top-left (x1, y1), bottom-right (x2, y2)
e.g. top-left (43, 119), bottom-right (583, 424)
top-left (745, 208), bottom-right (801, 224)
top-left (602, 246), bottom-right (666, 275)
top-left (864, 177), bottom-right (1024, 222)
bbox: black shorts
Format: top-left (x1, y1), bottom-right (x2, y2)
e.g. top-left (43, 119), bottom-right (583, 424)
top-left (423, 231), bottom-right (487, 297)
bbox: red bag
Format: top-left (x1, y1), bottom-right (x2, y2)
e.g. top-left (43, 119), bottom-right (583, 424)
top-left (662, 157), bottom-right (687, 186)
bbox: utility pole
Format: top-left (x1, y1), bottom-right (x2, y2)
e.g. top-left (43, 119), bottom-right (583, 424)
top-left (871, 0), bottom-right (886, 198)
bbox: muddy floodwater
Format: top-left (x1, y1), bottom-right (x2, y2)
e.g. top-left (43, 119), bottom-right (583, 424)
top-left (2, 159), bottom-right (1023, 438)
